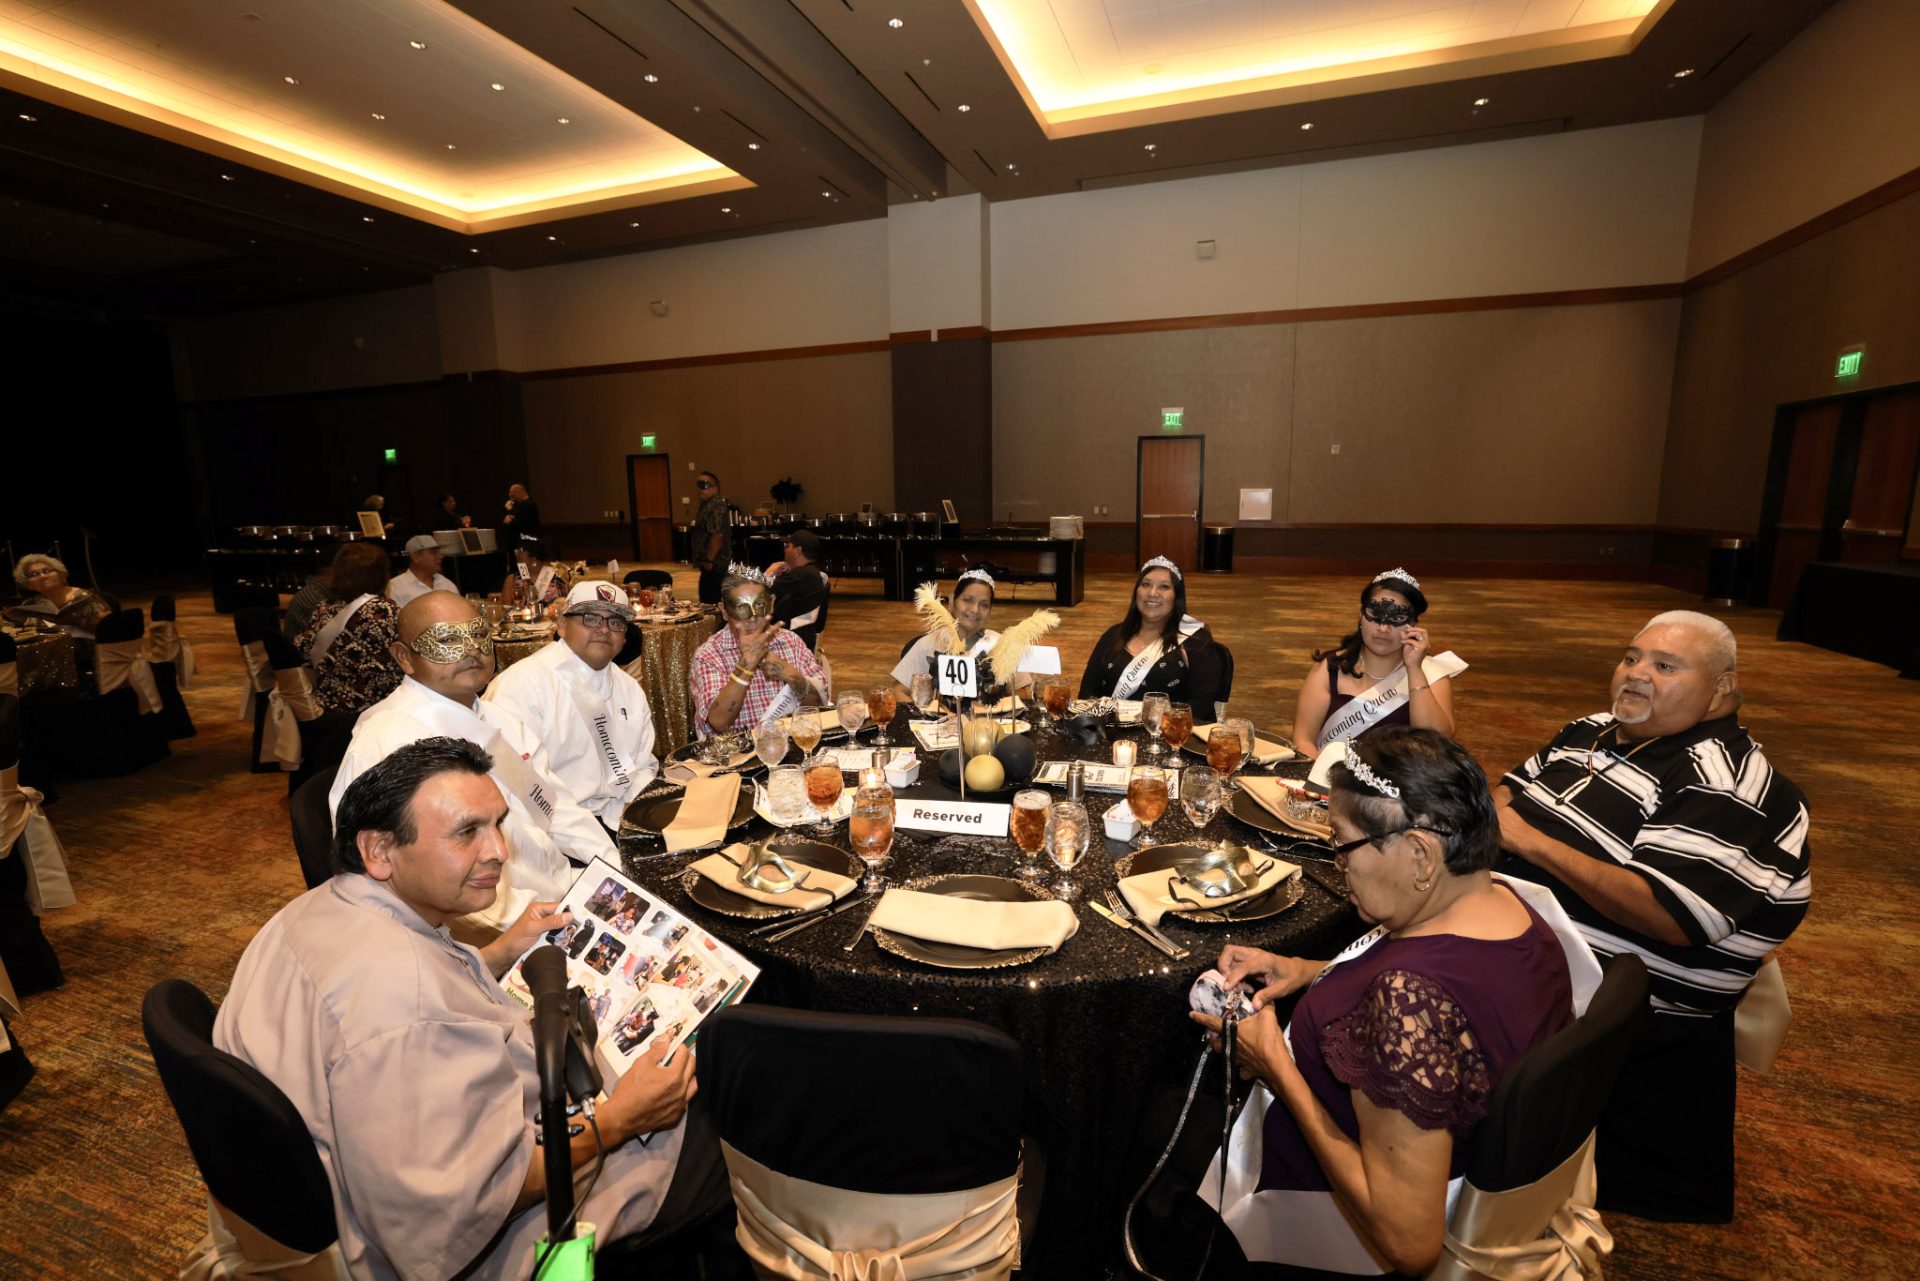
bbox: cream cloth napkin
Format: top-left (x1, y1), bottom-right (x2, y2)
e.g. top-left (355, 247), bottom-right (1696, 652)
top-left (690, 843), bottom-right (855, 913)
top-left (663, 775), bottom-right (742, 852)
top-left (779, 709), bottom-right (842, 733)
top-left (1192, 724), bottom-right (1296, 764)
top-left (1239, 776), bottom-right (1332, 838)
top-left (869, 888), bottom-right (1079, 952)
top-left (1118, 856), bottom-right (1300, 927)
top-left (666, 749), bottom-right (758, 783)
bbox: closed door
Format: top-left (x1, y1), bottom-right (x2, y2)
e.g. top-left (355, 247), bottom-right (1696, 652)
top-left (1840, 389), bottom-right (1920, 565)
top-left (1137, 436), bottom-right (1203, 572)
top-left (628, 454), bottom-right (674, 561)
top-left (1766, 405), bottom-right (1841, 608)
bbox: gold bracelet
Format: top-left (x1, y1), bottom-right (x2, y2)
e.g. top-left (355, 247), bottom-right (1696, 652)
top-left (1410, 683), bottom-right (1430, 693)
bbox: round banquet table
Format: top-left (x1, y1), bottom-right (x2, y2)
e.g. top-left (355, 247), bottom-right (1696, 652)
top-left (1, 627), bottom-right (81, 698)
top-left (491, 609), bottom-right (720, 756)
top-left (618, 707), bottom-right (1361, 1278)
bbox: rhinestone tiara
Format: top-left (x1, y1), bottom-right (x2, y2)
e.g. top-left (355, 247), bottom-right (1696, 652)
top-left (1343, 740), bottom-right (1401, 799)
top-left (724, 561), bottom-right (772, 587)
top-left (958, 567), bottom-right (996, 588)
top-left (1372, 567), bottom-right (1420, 590)
top-left (1141, 555), bottom-right (1183, 580)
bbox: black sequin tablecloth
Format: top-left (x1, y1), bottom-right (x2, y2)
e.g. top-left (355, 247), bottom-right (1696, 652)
top-left (620, 709), bottom-right (1361, 1278)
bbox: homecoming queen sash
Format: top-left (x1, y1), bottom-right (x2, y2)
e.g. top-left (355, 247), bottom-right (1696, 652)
top-left (1315, 651), bottom-right (1468, 750)
top-left (306, 593), bottom-right (373, 667)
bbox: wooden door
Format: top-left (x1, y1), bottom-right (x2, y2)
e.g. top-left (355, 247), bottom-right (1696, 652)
top-left (1840, 389), bottom-right (1920, 565)
top-left (627, 454), bottom-right (674, 561)
top-left (1766, 405), bottom-right (1842, 608)
top-left (1137, 436), bottom-right (1204, 572)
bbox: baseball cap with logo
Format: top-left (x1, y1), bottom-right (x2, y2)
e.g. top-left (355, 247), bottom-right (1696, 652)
top-left (404, 534), bottom-right (442, 555)
top-left (562, 580), bottom-right (636, 621)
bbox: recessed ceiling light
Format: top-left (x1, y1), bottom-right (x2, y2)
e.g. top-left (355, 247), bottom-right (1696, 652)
top-left (370, 111), bottom-right (387, 121)
top-left (361, 215), bottom-right (374, 222)
top-left (747, 142), bottom-right (760, 150)
top-left (490, 82), bottom-right (505, 92)
top-left (888, 18), bottom-right (904, 29)
top-left (1006, 163), bottom-right (1017, 171)
top-left (556, 117), bottom-right (571, 125)
top-left (17, 113), bottom-right (35, 122)
top-left (546, 235), bottom-right (558, 242)
top-left (1300, 121), bottom-right (1314, 130)
top-left (1673, 67), bottom-right (1695, 78)
top-left (446, 143), bottom-right (457, 150)
top-left (220, 173), bottom-right (234, 181)
top-left (629, 221), bottom-right (640, 227)
top-left (409, 39), bottom-right (427, 50)
top-left (720, 206), bottom-right (731, 213)
top-left (956, 103), bottom-right (971, 113)
top-left (1143, 143), bottom-right (1156, 152)
top-left (643, 74), bottom-right (658, 83)
top-left (469, 247), bottom-right (479, 253)
top-left (1473, 96), bottom-right (1490, 106)
top-left (283, 75), bottom-right (299, 85)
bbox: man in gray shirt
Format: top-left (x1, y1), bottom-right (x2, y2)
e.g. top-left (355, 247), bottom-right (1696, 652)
top-left (691, 471), bottom-right (730, 604)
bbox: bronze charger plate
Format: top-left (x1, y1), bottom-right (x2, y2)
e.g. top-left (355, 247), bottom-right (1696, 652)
top-left (679, 841), bottom-right (863, 920)
top-left (620, 787), bottom-right (757, 840)
top-left (871, 874), bottom-right (1058, 971)
top-left (1114, 843), bottom-right (1305, 924)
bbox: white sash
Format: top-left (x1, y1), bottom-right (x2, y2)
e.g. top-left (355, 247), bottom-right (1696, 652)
top-left (145, 622), bottom-right (196, 688)
top-left (237, 640), bottom-right (273, 720)
top-left (563, 677), bottom-right (635, 799)
top-left (0, 762), bottom-right (75, 913)
top-left (1203, 875), bottom-right (1598, 1271)
top-left (1112, 616), bottom-right (1204, 700)
top-left (1316, 651), bottom-right (1469, 750)
top-left (306, 594), bottom-right (372, 667)
top-left (483, 730), bottom-right (557, 833)
top-left (96, 637), bottom-right (163, 714)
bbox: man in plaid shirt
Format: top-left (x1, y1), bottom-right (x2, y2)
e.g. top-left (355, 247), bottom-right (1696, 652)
top-left (690, 567), bottom-right (827, 737)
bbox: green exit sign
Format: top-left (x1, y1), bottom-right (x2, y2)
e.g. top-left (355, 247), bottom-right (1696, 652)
top-left (1161, 407), bottom-right (1184, 431)
top-left (1834, 348), bottom-right (1864, 380)
top-left (382, 447), bottom-right (398, 463)
top-left (641, 434), bottom-right (657, 450)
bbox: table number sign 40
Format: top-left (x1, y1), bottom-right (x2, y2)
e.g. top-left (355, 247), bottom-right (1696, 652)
top-left (937, 654), bottom-right (977, 699)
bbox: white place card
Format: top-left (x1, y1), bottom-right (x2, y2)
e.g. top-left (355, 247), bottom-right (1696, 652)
top-left (1034, 761), bottom-right (1132, 792)
top-left (827, 746), bottom-right (915, 772)
top-left (1016, 645), bottom-right (1061, 675)
top-left (909, 719), bottom-right (1029, 752)
top-left (894, 799), bottom-right (1011, 837)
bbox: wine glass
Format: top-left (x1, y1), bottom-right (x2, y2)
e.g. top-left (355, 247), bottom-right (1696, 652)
top-left (866, 685), bottom-right (898, 749)
top-left (1045, 801), bottom-right (1091, 899)
top-left (803, 754), bottom-right (844, 832)
top-left (910, 671), bottom-right (937, 717)
top-left (1162, 702), bottom-right (1194, 773)
top-left (836, 691), bottom-right (868, 739)
top-left (1206, 725), bottom-right (1245, 777)
top-left (752, 721), bottom-right (789, 770)
top-left (1181, 767), bottom-right (1224, 836)
top-left (1010, 790), bottom-right (1050, 880)
top-left (790, 708), bottom-right (823, 756)
top-left (766, 765), bottom-right (808, 826)
top-left (1127, 764), bottom-right (1169, 849)
top-left (1142, 693), bottom-right (1170, 759)
top-left (849, 794), bottom-right (895, 893)
top-left (1040, 676), bottom-right (1072, 723)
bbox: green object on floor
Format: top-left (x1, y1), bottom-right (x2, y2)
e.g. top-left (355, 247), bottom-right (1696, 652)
top-left (535, 1226), bottom-right (596, 1279)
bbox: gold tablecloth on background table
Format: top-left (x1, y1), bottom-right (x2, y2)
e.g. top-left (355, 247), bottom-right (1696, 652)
top-left (491, 611), bottom-right (719, 757)
top-left (10, 632), bottom-right (81, 697)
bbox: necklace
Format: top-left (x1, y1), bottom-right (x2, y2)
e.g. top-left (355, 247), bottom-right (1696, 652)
top-left (1356, 658), bottom-right (1402, 684)
top-left (1584, 724), bottom-right (1658, 780)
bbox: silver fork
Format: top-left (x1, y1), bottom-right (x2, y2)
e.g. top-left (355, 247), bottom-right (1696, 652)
top-left (1104, 889), bottom-right (1190, 960)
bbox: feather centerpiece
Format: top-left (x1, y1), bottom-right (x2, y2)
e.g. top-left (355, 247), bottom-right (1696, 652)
top-left (913, 582), bottom-right (967, 656)
top-left (987, 609), bottom-right (1060, 685)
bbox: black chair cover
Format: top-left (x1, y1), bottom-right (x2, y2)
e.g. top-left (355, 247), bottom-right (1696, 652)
top-left (146, 594), bottom-right (197, 741)
top-left (623, 569), bottom-right (675, 589)
top-left (290, 766), bottom-right (339, 890)
top-left (0, 693), bottom-right (64, 996)
top-left (1214, 643), bottom-right (1235, 708)
top-left (26, 608), bottom-right (168, 779)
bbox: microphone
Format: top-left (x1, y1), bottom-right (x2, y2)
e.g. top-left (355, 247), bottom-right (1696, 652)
top-left (523, 945), bottom-right (574, 1242)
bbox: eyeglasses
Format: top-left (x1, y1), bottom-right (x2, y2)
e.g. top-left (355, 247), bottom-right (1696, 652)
top-left (696, 480), bottom-right (716, 490)
top-left (1331, 825), bottom-right (1455, 862)
top-left (570, 613), bottom-right (629, 633)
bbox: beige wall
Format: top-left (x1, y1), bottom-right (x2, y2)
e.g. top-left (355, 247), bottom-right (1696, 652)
top-left (887, 194), bottom-right (990, 333)
top-left (520, 351), bottom-right (894, 525)
top-left (1686, 0), bottom-right (1920, 277)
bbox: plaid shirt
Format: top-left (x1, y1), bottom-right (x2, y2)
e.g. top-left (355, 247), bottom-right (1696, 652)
top-left (690, 625), bottom-right (824, 736)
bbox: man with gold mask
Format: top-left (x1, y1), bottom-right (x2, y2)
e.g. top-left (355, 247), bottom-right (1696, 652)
top-left (329, 592), bottom-right (614, 929)
top-left (689, 565), bottom-right (826, 736)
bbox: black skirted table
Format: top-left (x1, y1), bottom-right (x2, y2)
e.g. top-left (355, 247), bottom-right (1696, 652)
top-left (618, 708), bottom-right (1360, 1278)
top-left (1778, 560), bottom-right (1920, 678)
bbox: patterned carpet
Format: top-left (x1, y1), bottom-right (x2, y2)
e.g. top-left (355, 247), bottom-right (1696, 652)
top-left (1, 569), bottom-right (1912, 1278)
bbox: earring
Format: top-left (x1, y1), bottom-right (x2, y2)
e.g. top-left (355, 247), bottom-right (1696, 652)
top-left (1412, 875), bottom-right (1432, 893)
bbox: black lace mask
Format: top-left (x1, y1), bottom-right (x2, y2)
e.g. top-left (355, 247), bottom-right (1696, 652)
top-left (1362, 598), bottom-right (1418, 627)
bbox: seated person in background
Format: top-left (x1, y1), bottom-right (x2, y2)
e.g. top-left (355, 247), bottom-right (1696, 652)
top-left (502, 536), bottom-right (567, 610)
top-left (1187, 730), bottom-right (1583, 1277)
top-left (890, 569), bottom-right (1029, 705)
top-left (485, 582), bottom-right (657, 840)
top-left (437, 490), bottom-right (473, 529)
top-left (1077, 557), bottom-right (1225, 715)
top-left (1291, 568), bottom-right (1458, 757)
top-left (7, 555), bottom-right (112, 636)
top-left (282, 563), bottom-right (332, 645)
top-left (690, 566), bottom-right (826, 736)
top-left (330, 591), bottom-right (614, 929)
top-left (297, 542), bottom-right (401, 714)
top-left (216, 738), bottom-right (725, 1280)
top-left (387, 533), bottom-right (457, 608)
top-left (766, 530), bottom-right (830, 651)
top-left (1498, 609), bottom-right (1810, 1223)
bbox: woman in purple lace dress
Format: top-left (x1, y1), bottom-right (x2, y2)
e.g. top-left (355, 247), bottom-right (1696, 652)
top-left (1192, 729), bottom-right (1587, 1276)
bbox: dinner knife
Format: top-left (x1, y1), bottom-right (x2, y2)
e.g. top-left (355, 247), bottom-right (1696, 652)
top-left (1089, 900), bottom-right (1183, 959)
top-left (755, 892), bottom-right (872, 941)
top-left (842, 895), bottom-right (886, 952)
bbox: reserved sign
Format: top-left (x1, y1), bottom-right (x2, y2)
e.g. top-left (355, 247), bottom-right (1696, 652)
top-left (894, 799), bottom-right (1011, 837)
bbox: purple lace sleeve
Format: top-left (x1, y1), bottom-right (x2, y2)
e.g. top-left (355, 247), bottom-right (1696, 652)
top-left (1319, 969), bottom-right (1491, 1137)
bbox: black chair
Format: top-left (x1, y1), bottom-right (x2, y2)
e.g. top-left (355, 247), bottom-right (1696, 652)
top-left (624, 569), bottom-right (676, 590)
top-left (235, 608), bottom-right (283, 773)
top-left (35, 608), bottom-right (169, 779)
top-left (141, 979), bottom-right (343, 1268)
top-left (290, 765), bottom-right (339, 890)
top-left (1212, 642), bottom-right (1235, 719)
top-left (0, 693), bottom-right (64, 998)
top-left (698, 1005), bottom-right (1042, 1273)
top-left (147, 593), bottom-right (197, 741)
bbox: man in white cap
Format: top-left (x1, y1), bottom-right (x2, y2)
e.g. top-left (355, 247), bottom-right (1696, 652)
top-left (486, 581), bottom-right (658, 839)
top-left (388, 534), bottom-right (457, 608)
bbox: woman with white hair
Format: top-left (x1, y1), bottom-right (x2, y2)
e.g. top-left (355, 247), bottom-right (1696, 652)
top-left (7, 555), bottom-right (112, 636)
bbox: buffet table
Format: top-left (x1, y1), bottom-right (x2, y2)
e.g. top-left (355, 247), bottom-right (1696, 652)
top-left (738, 525), bottom-right (1087, 605)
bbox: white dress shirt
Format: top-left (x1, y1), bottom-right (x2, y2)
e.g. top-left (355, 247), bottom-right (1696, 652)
top-left (485, 639), bottom-right (658, 828)
top-left (388, 569), bottom-right (459, 608)
top-left (330, 677), bottom-right (614, 927)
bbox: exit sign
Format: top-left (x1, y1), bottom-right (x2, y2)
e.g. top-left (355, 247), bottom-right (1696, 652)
top-left (383, 447), bottom-right (398, 463)
top-left (641, 434), bottom-right (657, 450)
top-left (1834, 348), bottom-right (1864, 380)
top-left (1161, 407), bottom-right (1184, 431)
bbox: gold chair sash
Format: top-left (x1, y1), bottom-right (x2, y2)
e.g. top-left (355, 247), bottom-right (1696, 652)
top-left (722, 1141), bottom-right (1021, 1281)
top-left (146, 622), bottom-right (197, 689)
top-left (0, 762), bottom-right (75, 913)
top-left (179, 1196), bottom-right (351, 1281)
top-left (0, 660), bottom-right (16, 699)
top-left (1734, 956), bottom-right (1791, 1075)
top-left (238, 641), bottom-right (273, 720)
top-left (96, 637), bottom-right (163, 714)
top-left (259, 669), bottom-right (321, 772)
top-left (1431, 1135), bottom-right (1612, 1281)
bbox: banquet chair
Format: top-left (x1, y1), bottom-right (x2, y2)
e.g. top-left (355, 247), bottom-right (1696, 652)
top-left (146, 594), bottom-right (198, 741)
top-left (235, 609), bottom-right (282, 772)
top-left (142, 979), bottom-right (349, 1281)
top-left (624, 569), bottom-right (676, 590)
top-left (1429, 953), bottom-right (1649, 1281)
top-left (290, 766), bottom-right (339, 890)
top-left (257, 630), bottom-right (324, 784)
top-left (1212, 644), bottom-right (1235, 722)
top-left (0, 692), bottom-right (70, 997)
top-left (0, 632), bottom-right (15, 701)
top-left (52, 607), bottom-right (170, 778)
top-left (697, 1005), bottom-right (1041, 1279)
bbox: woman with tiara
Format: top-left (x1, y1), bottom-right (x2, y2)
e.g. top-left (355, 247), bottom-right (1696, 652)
top-left (891, 567), bottom-right (1029, 704)
top-left (1077, 556), bottom-right (1228, 717)
top-left (1290, 567), bottom-right (1464, 757)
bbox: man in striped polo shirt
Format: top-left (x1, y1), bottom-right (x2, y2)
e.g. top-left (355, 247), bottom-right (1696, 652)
top-left (1497, 610), bottom-right (1810, 1223)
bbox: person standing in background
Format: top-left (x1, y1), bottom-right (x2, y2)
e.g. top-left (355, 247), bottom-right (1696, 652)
top-left (691, 472), bottom-right (729, 604)
top-left (500, 484), bottom-right (540, 551)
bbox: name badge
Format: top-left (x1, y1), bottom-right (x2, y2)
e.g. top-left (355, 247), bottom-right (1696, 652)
top-left (895, 800), bottom-right (1010, 837)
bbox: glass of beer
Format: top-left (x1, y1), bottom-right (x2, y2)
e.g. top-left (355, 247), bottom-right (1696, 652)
top-left (1207, 725), bottom-right (1245, 776)
top-left (1046, 801), bottom-right (1091, 898)
top-left (836, 691), bottom-right (868, 739)
top-left (752, 721), bottom-right (789, 770)
top-left (790, 708), bottom-right (823, 756)
top-left (804, 755), bottom-right (844, 831)
top-left (866, 686), bottom-right (899, 748)
top-left (1162, 702), bottom-right (1194, 768)
top-left (1142, 693), bottom-right (1170, 758)
top-left (1181, 766), bottom-right (1224, 832)
top-left (910, 671), bottom-right (938, 717)
top-left (1127, 764), bottom-right (1169, 848)
top-left (849, 794), bottom-right (895, 893)
top-left (1010, 790), bottom-right (1051, 879)
top-left (1041, 676), bottom-right (1072, 721)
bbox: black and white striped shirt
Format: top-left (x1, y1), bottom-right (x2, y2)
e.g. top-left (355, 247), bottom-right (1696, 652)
top-left (1504, 713), bottom-right (1811, 1017)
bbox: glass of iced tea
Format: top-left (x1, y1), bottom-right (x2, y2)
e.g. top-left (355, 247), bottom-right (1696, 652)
top-left (1010, 789), bottom-right (1050, 879)
top-left (849, 794), bottom-right (894, 893)
top-left (1046, 801), bottom-right (1091, 898)
top-left (866, 686), bottom-right (898, 748)
top-left (1142, 693), bottom-right (1170, 758)
top-left (804, 755), bottom-right (844, 831)
top-left (1041, 676), bottom-right (1072, 721)
top-left (1207, 725), bottom-right (1245, 776)
top-left (1127, 764), bottom-right (1169, 848)
top-left (790, 708), bottom-right (823, 756)
top-left (1162, 702), bottom-right (1194, 768)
